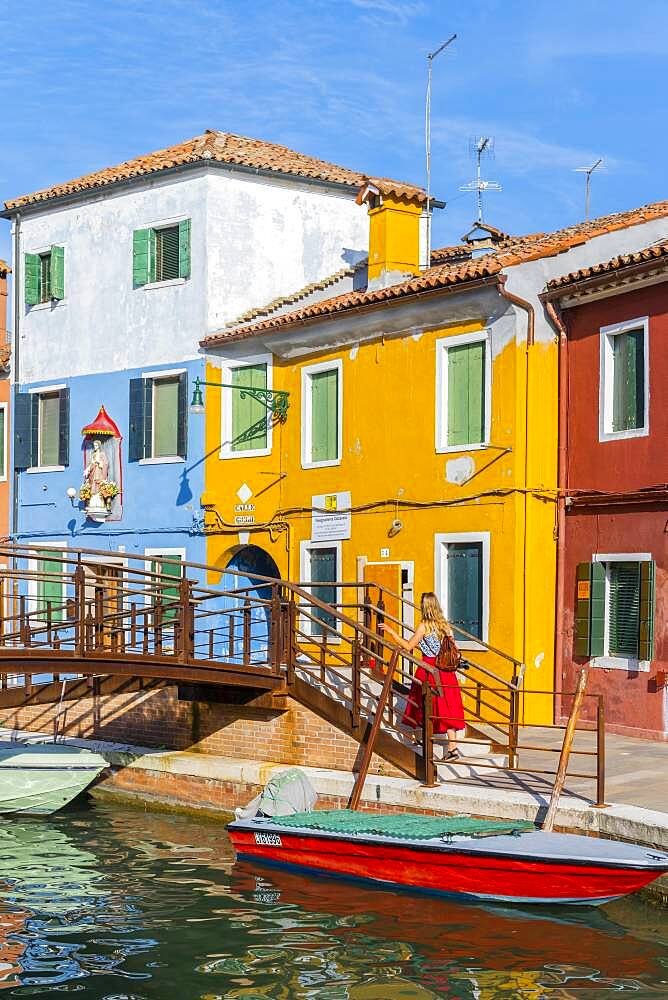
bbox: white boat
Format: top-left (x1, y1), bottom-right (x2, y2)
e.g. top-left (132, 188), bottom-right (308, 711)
top-left (0, 743), bottom-right (107, 815)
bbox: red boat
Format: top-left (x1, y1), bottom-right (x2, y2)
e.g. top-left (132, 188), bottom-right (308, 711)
top-left (227, 809), bottom-right (668, 906)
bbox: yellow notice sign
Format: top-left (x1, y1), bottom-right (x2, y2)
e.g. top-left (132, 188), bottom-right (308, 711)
top-left (577, 580), bottom-right (590, 600)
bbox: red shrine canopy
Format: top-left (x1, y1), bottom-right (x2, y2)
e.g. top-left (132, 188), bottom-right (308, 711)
top-left (81, 406), bottom-right (122, 438)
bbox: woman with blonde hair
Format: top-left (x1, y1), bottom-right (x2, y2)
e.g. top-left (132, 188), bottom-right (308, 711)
top-left (381, 592), bottom-right (465, 760)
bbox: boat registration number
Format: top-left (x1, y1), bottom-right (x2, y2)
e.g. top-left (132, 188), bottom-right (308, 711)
top-left (254, 832), bottom-right (282, 846)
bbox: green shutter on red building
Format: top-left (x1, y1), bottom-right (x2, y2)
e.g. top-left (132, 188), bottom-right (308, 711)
top-left (639, 560), bottom-right (656, 662)
top-left (574, 562), bottom-right (605, 657)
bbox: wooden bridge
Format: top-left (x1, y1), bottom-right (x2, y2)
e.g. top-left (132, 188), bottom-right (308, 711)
top-left (0, 544), bottom-right (606, 800)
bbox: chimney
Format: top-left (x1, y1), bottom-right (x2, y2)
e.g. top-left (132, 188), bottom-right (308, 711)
top-left (357, 180), bottom-right (426, 290)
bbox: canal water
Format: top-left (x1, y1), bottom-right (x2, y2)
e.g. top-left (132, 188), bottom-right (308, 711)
top-left (0, 801), bottom-right (666, 998)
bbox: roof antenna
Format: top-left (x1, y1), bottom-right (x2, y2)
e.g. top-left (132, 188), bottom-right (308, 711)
top-left (459, 136), bottom-right (501, 227)
top-left (575, 158), bottom-right (603, 222)
top-left (425, 34), bottom-right (456, 267)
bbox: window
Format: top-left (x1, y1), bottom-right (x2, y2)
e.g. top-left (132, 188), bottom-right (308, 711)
top-left (219, 358), bottom-right (273, 458)
top-left (146, 550), bottom-right (184, 625)
top-left (24, 246), bottom-right (64, 305)
top-left (128, 371), bottom-right (187, 462)
top-left (575, 557), bottom-right (655, 665)
top-left (14, 387), bottom-right (70, 470)
top-left (133, 220), bottom-right (191, 287)
top-left (0, 405), bottom-right (6, 481)
top-left (35, 548), bottom-right (65, 623)
top-left (436, 331), bottom-right (490, 451)
top-left (301, 361), bottom-right (342, 468)
top-left (300, 540), bottom-right (341, 638)
top-left (435, 532), bottom-right (490, 647)
top-left (599, 318), bottom-right (649, 441)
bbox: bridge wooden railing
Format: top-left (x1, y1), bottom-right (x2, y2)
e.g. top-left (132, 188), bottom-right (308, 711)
top-left (0, 544), bottom-right (605, 802)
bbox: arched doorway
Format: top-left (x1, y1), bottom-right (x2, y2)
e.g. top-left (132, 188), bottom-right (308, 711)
top-left (220, 545), bottom-right (281, 663)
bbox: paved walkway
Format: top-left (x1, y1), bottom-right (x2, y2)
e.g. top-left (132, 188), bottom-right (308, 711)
top-left (452, 726), bottom-right (668, 812)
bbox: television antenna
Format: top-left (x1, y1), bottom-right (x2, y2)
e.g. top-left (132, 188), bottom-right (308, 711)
top-left (459, 136), bottom-right (502, 225)
top-left (575, 158), bottom-right (603, 222)
top-left (425, 34), bottom-right (456, 265)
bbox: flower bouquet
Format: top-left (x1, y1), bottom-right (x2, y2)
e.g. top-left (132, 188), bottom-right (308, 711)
top-left (78, 483), bottom-right (92, 503)
top-left (99, 480), bottom-right (119, 509)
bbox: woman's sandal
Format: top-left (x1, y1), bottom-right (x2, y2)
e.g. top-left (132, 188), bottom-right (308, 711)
top-left (444, 748), bottom-right (462, 761)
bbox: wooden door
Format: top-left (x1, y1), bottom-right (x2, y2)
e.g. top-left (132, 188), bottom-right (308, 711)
top-left (88, 563), bottom-right (123, 648)
top-left (363, 562), bottom-right (403, 677)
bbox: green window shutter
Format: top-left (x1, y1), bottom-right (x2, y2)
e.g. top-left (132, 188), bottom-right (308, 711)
top-left (14, 393), bottom-right (33, 469)
top-left (447, 542), bottom-right (483, 641)
top-left (612, 330), bottom-right (644, 432)
top-left (133, 229), bottom-right (151, 287)
top-left (178, 219), bottom-right (191, 279)
top-left (38, 550), bottom-right (64, 622)
top-left (152, 555), bottom-right (182, 624)
top-left (639, 560), bottom-right (656, 662)
top-left (50, 246), bottom-right (65, 300)
top-left (149, 228), bottom-right (157, 283)
top-left (608, 561), bottom-right (641, 657)
top-left (574, 562), bottom-right (605, 657)
top-left (128, 377), bottom-right (146, 462)
top-left (58, 388), bottom-right (70, 467)
top-left (447, 341), bottom-right (485, 447)
top-left (310, 547), bottom-right (337, 635)
top-left (310, 369), bottom-right (338, 463)
top-left (176, 371), bottom-right (188, 459)
top-left (39, 392), bottom-right (61, 467)
top-left (153, 377), bottom-right (179, 458)
top-left (232, 364), bottom-right (268, 452)
top-left (25, 253), bottom-right (40, 305)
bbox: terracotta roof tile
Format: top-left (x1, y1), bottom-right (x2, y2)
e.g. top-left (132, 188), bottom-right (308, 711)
top-left (358, 176), bottom-right (429, 204)
top-left (201, 256), bottom-right (501, 346)
top-left (4, 130), bottom-right (421, 211)
top-left (0, 259), bottom-right (10, 275)
top-left (545, 240), bottom-right (668, 291)
top-left (201, 199), bottom-right (668, 347)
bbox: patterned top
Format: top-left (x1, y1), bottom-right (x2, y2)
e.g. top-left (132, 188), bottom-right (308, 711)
top-left (418, 631), bottom-right (442, 657)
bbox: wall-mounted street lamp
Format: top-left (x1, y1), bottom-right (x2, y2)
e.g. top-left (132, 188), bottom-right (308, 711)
top-left (189, 377), bottom-right (290, 422)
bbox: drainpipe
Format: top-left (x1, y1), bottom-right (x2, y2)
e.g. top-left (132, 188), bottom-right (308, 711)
top-left (542, 295), bottom-right (568, 726)
top-left (11, 213), bottom-right (21, 540)
top-left (497, 275), bottom-right (534, 680)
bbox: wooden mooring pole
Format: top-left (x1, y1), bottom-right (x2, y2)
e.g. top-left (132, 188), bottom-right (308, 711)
top-left (542, 667), bottom-right (588, 832)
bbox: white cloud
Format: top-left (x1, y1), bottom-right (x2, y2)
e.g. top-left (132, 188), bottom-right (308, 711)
top-left (347, 0), bottom-right (425, 24)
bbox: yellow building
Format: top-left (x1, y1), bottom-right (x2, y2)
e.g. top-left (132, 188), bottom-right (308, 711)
top-left (198, 182), bottom-right (634, 723)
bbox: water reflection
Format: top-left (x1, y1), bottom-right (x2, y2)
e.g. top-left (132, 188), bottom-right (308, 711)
top-left (0, 802), bottom-right (663, 997)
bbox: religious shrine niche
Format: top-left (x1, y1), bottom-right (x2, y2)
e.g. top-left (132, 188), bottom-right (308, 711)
top-left (79, 406), bottom-right (123, 522)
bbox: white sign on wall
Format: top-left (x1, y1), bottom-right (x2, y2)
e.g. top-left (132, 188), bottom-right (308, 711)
top-left (311, 492), bottom-right (352, 542)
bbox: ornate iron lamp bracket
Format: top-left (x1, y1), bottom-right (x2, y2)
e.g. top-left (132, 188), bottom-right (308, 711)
top-left (190, 377), bottom-right (290, 422)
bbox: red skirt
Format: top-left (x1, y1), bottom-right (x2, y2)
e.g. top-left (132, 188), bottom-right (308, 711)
top-left (402, 656), bottom-right (465, 734)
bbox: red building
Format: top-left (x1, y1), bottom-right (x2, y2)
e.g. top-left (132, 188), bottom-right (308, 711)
top-left (545, 242), bottom-right (668, 741)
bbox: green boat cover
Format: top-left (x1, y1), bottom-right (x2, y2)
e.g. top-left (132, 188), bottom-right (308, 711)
top-left (272, 809), bottom-right (534, 840)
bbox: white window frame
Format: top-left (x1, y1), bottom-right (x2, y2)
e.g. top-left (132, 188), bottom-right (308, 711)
top-left (0, 403), bottom-right (7, 483)
top-left (591, 551), bottom-right (651, 671)
top-left (434, 531), bottom-right (490, 650)
top-left (143, 546), bottom-right (186, 609)
top-left (139, 368), bottom-right (186, 465)
top-left (435, 329), bottom-right (492, 453)
top-left (299, 539), bottom-right (342, 641)
top-left (599, 316), bottom-right (649, 442)
top-left (218, 353), bottom-right (274, 460)
top-left (301, 359), bottom-right (343, 470)
top-left (141, 215), bottom-right (189, 290)
top-left (26, 384), bottom-right (67, 473)
top-left (28, 541), bottom-right (67, 626)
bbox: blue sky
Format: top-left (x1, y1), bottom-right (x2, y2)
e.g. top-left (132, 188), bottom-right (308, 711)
top-left (2, 0), bottom-right (667, 274)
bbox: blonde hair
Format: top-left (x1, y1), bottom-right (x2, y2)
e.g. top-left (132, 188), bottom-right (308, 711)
top-left (420, 592), bottom-right (450, 640)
